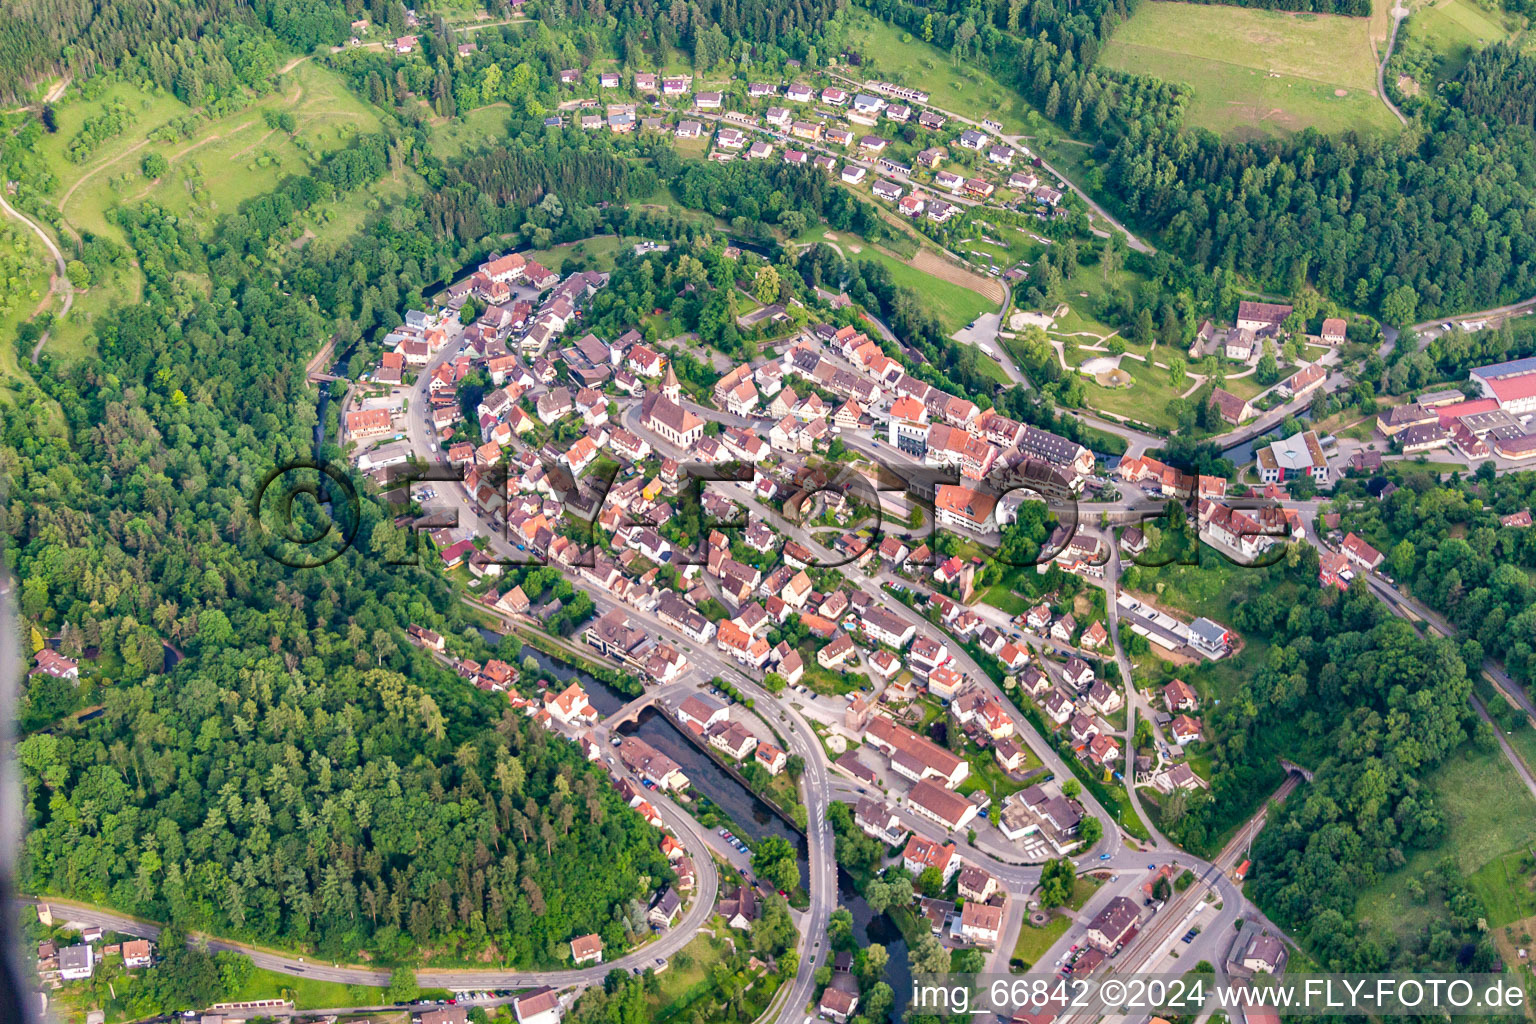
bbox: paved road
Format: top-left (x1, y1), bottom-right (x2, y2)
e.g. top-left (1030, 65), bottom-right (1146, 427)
top-left (1205, 362), bottom-right (1348, 454)
top-left (615, 401), bottom-right (1133, 863)
top-left (953, 305), bottom-right (1026, 383)
top-left (399, 338), bottom-right (835, 1024)
top-left (15, 765), bottom-right (718, 991)
top-left (11, 333), bottom-right (728, 995)
top-left (0, 194), bottom-right (72, 364)
top-left (1380, 294), bottom-right (1536, 358)
top-left (385, 340), bottom-right (1351, 1009)
top-left (1049, 775), bottom-right (1299, 1024)
top-left (1359, 575), bottom-right (1536, 800)
top-left (826, 69), bottom-right (1155, 256)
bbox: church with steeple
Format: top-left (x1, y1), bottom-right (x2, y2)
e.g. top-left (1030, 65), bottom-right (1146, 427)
top-left (641, 360), bottom-right (704, 448)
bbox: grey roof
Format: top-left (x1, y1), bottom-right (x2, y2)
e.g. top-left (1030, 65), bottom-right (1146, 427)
top-left (1189, 617), bottom-right (1228, 646)
top-left (1088, 895), bottom-right (1139, 941)
top-left (652, 887), bottom-right (681, 916)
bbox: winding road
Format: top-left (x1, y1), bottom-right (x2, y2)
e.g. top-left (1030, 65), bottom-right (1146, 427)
top-left (1377, 5), bottom-right (1410, 126)
top-left (15, 782), bottom-right (718, 990)
top-left (0, 193), bottom-right (72, 364)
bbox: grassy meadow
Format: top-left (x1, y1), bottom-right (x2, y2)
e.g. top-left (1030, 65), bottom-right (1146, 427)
top-left (1099, 0), bottom-right (1401, 138)
top-left (1354, 742), bottom-right (1536, 945)
top-left (21, 61), bottom-right (392, 366)
top-left (841, 12), bottom-right (1039, 135)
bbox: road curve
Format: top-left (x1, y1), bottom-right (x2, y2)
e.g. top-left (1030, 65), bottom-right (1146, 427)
top-left (1377, 8), bottom-right (1409, 127)
top-left (822, 68), bottom-right (1154, 256)
top-left (14, 780), bottom-right (717, 990)
top-left (0, 194), bottom-right (72, 364)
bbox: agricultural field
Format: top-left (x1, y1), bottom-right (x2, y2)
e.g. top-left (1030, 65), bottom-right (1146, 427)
top-left (1398, 0), bottom-right (1522, 82)
top-left (797, 224), bottom-right (1000, 335)
top-left (1099, 1), bottom-right (1401, 138)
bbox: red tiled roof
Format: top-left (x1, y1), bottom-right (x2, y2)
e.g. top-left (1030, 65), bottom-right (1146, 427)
top-left (1435, 397), bottom-right (1500, 427)
top-left (1488, 375), bottom-right (1536, 403)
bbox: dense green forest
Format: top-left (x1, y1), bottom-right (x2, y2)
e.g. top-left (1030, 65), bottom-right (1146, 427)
top-left (1119, 554), bottom-right (1491, 972)
top-left (4, 109), bottom-right (672, 969)
top-left (1331, 468), bottom-right (1536, 697)
top-left (20, 663), bottom-right (671, 963)
top-left (1377, 317), bottom-right (1536, 395)
top-left (1456, 42), bottom-right (1536, 131)
top-left (854, 0), bottom-right (1536, 323)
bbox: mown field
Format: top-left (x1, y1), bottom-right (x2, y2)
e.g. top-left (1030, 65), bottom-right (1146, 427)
top-left (1099, 0), bottom-right (1401, 138)
top-left (1400, 0), bottom-right (1522, 81)
top-left (798, 225), bottom-right (998, 335)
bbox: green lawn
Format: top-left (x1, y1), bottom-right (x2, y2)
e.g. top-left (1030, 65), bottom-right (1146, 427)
top-left (1355, 742), bottom-right (1536, 944)
top-left (1214, 372), bottom-right (1268, 402)
top-left (1469, 847), bottom-right (1536, 930)
top-left (841, 11), bottom-right (1040, 136)
top-left (524, 233), bottom-right (626, 273)
top-left (647, 931), bottom-right (732, 1016)
top-left (859, 250), bottom-right (996, 334)
top-left (798, 645), bottom-right (869, 695)
top-left (56, 64), bottom-right (385, 247)
top-left (979, 583), bottom-right (1034, 617)
top-left (1099, 1), bottom-right (1401, 139)
top-left (230, 965), bottom-right (389, 1010)
top-left (38, 83), bottom-right (193, 237)
top-left (1010, 914), bottom-right (1069, 969)
top-left (957, 739), bottom-right (1042, 804)
top-left (428, 103), bottom-right (514, 158)
top-left (1051, 263), bottom-right (1148, 339)
top-left (36, 62), bottom-right (392, 366)
top-left (1505, 724), bottom-right (1536, 783)
top-left (1078, 363), bottom-right (1187, 433)
top-left (1068, 873), bottom-right (1105, 911)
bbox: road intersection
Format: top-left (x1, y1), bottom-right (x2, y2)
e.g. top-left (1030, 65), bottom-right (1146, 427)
top-left (375, 319), bottom-right (1320, 1021)
top-left (44, 306), bottom-right (1535, 1022)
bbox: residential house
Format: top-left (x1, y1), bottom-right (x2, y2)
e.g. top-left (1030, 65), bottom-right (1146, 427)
top-left (902, 833), bottom-right (960, 883)
top-left (960, 901), bottom-right (1003, 948)
top-left (1085, 897), bottom-right (1139, 952)
top-left (570, 934), bottom-right (604, 965)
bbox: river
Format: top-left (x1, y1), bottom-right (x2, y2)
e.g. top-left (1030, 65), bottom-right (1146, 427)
top-left (313, 340), bottom-right (356, 454)
top-left (1221, 408), bottom-right (1314, 466)
top-left (482, 630), bottom-right (915, 1021)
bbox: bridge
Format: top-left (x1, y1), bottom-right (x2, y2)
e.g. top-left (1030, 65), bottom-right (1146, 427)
top-left (604, 688), bottom-right (669, 729)
top-left (308, 369), bottom-right (342, 384)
